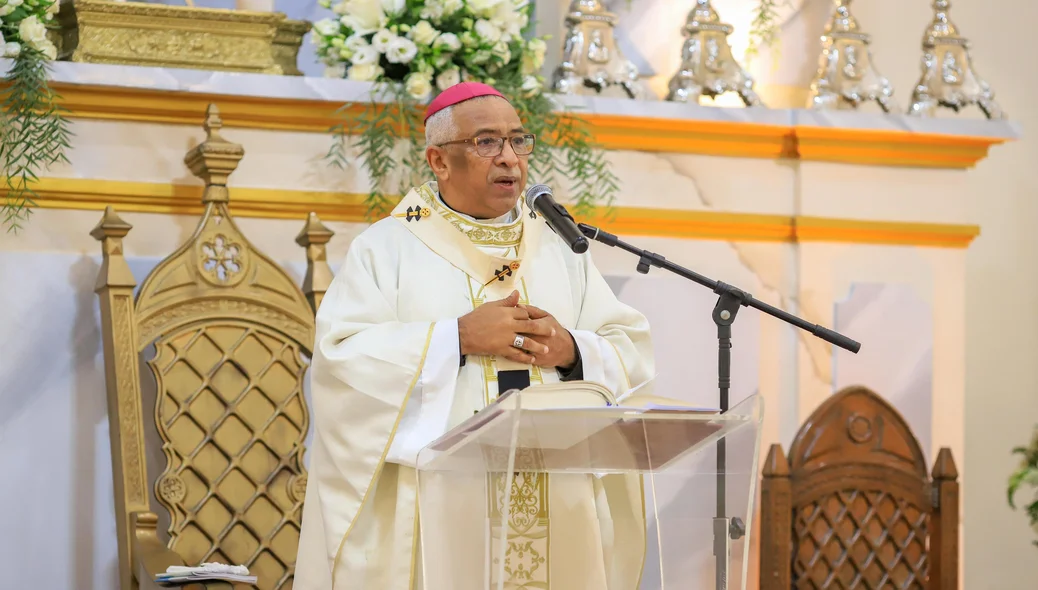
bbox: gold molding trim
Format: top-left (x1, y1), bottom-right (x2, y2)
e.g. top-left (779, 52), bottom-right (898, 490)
top-left (48, 83), bottom-right (1009, 169)
top-left (30, 177), bottom-right (980, 248)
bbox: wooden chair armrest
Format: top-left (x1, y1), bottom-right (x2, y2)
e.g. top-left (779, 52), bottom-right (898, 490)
top-left (132, 512), bottom-right (235, 590)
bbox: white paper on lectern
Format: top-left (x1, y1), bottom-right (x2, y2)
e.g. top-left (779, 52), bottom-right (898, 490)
top-left (615, 375), bottom-right (721, 413)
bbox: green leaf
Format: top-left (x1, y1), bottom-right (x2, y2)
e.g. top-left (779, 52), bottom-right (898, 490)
top-left (2, 48), bottom-right (72, 233)
top-left (1009, 468), bottom-right (1029, 509)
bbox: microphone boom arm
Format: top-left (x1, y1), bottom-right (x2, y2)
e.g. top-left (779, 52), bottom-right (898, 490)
top-left (577, 223), bottom-right (860, 353)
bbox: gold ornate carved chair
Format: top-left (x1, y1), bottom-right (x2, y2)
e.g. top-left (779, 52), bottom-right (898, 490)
top-left (759, 386), bottom-right (959, 590)
top-left (92, 105), bottom-right (335, 590)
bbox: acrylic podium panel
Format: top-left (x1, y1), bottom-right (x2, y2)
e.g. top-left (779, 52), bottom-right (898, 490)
top-left (415, 392), bottom-right (764, 590)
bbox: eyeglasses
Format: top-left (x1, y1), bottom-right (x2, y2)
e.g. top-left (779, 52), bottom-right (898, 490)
top-left (439, 134), bottom-right (536, 157)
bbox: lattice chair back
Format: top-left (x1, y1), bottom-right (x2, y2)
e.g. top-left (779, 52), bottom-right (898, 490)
top-left (759, 386), bottom-right (959, 590)
top-left (92, 104), bottom-right (335, 590)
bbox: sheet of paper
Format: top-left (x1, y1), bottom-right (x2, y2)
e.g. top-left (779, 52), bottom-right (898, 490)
top-left (614, 374), bottom-right (657, 403)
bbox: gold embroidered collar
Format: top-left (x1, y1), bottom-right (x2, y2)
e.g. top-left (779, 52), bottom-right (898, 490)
top-left (416, 182), bottom-right (524, 247)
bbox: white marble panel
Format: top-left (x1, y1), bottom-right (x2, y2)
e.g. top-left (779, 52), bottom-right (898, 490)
top-left (833, 283), bottom-right (934, 461)
top-left (797, 161), bottom-right (974, 224)
top-left (612, 273), bottom-right (761, 410)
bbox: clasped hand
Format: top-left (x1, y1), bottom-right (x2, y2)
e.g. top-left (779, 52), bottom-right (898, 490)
top-left (458, 291), bottom-right (576, 368)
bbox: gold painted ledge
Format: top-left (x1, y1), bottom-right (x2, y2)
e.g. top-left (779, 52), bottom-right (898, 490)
top-left (29, 177), bottom-right (980, 248)
top-left (48, 82), bottom-right (1009, 169)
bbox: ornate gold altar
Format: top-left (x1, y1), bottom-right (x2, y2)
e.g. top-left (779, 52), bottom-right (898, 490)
top-left (92, 105), bottom-right (334, 590)
top-left (52, 0), bottom-right (310, 75)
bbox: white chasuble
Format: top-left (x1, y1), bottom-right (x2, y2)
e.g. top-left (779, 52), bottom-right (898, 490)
top-left (295, 182), bottom-right (655, 590)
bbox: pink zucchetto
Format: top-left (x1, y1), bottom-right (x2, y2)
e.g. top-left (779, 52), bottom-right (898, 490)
top-left (423, 82), bottom-right (507, 122)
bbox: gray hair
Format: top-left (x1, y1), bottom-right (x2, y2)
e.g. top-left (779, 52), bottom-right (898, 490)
top-left (424, 104), bottom-right (459, 147)
top-left (424, 95), bottom-right (502, 148)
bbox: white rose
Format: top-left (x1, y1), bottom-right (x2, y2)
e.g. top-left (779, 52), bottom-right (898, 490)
top-left (410, 21), bottom-right (439, 46)
top-left (19, 16), bottom-right (49, 50)
top-left (385, 36), bottom-right (418, 64)
top-left (491, 41), bottom-right (511, 64)
top-left (340, 0), bottom-right (387, 35)
top-left (460, 31), bottom-right (480, 48)
top-left (467, 0), bottom-right (503, 18)
top-left (435, 68), bottom-right (460, 91)
top-left (405, 73), bottom-right (433, 100)
top-left (471, 50), bottom-right (491, 64)
top-left (442, 0), bottom-right (463, 14)
top-left (8, 0), bottom-right (25, 7)
top-left (46, 0), bottom-right (60, 15)
top-left (371, 28), bottom-right (396, 52)
top-left (344, 35), bottom-right (369, 51)
top-left (332, 0), bottom-right (350, 15)
top-left (503, 12), bottom-right (527, 39)
top-left (527, 38), bottom-right (547, 61)
top-left (351, 45), bottom-right (378, 65)
top-left (520, 52), bottom-right (538, 75)
top-left (474, 19), bottom-right (501, 44)
top-left (522, 38), bottom-right (546, 73)
top-left (521, 75), bottom-right (541, 96)
top-left (434, 32), bottom-right (461, 51)
top-left (313, 18), bottom-right (340, 36)
top-left (37, 39), bottom-right (57, 60)
top-left (418, 0), bottom-right (443, 21)
top-left (324, 63), bottom-right (347, 78)
top-left (348, 63), bottom-right (383, 81)
top-left (0, 5), bottom-right (13, 17)
top-left (3, 41), bottom-right (21, 58)
top-left (380, 0), bottom-right (405, 15)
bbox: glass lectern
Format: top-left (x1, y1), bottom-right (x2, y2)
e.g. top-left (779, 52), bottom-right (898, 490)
top-left (415, 391), bottom-right (764, 590)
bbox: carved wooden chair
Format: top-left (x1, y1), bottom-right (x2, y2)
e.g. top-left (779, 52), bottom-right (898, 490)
top-left (760, 386), bottom-right (959, 590)
top-left (92, 105), bottom-right (335, 590)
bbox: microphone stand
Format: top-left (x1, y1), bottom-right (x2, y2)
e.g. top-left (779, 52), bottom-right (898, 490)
top-left (578, 223), bottom-right (860, 590)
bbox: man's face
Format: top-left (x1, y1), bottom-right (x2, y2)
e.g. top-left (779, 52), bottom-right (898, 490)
top-left (426, 97), bottom-right (530, 219)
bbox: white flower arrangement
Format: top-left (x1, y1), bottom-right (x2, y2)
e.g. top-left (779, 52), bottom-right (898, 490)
top-left (312, 0), bottom-right (547, 100)
top-left (1, 0), bottom-right (69, 233)
top-left (0, 0), bottom-right (60, 60)
top-left (315, 0), bottom-right (617, 222)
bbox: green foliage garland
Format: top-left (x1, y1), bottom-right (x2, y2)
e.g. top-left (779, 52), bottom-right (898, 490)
top-left (746, 0), bottom-right (782, 66)
top-left (1, 0), bottom-right (69, 233)
top-left (1008, 426), bottom-right (1038, 545)
top-left (315, 0), bottom-right (618, 220)
top-left (1, 49), bottom-right (71, 232)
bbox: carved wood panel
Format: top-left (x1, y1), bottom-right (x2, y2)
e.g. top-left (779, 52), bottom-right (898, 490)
top-left (149, 321), bottom-right (310, 590)
top-left (761, 386), bottom-right (958, 590)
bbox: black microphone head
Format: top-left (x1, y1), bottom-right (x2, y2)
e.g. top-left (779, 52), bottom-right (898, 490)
top-left (573, 237), bottom-right (589, 254)
top-left (524, 184), bottom-right (552, 208)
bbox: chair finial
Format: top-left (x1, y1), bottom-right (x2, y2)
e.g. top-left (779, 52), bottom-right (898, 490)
top-left (184, 103), bottom-right (244, 204)
top-left (90, 206), bottom-right (133, 241)
top-left (203, 104), bottom-right (224, 140)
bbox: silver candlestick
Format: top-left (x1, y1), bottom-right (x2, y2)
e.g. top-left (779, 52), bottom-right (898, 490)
top-left (808, 0), bottom-right (895, 112)
top-left (551, 0), bottom-right (650, 100)
top-left (665, 0), bottom-right (763, 106)
top-left (908, 0), bottom-right (1004, 119)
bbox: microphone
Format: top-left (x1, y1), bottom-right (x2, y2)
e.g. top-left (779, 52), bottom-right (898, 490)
top-left (524, 184), bottom-right (589, 254)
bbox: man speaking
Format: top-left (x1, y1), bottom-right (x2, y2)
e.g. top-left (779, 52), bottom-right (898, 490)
top-left (295, 83), bottom-right (655, 589)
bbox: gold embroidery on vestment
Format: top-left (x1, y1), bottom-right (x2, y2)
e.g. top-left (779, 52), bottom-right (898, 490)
top-left (416, 183), bottom-right (524, 247)
top-left (464, 261), bottom-right (549, 588)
